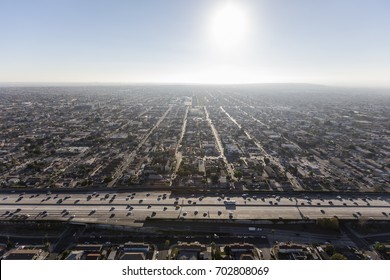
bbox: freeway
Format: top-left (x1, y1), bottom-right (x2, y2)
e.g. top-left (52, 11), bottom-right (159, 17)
top-left (0, 191), bottom-right (389, 227)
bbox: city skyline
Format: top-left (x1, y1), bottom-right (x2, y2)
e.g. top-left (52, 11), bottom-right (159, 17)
top-left (1, 0), bottom-right (390, 87)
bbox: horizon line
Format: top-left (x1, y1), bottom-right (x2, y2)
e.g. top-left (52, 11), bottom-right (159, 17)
top-left (0, 81), bottom-right (324, 90)
top-left (0, 81), bottom-right (389, 89)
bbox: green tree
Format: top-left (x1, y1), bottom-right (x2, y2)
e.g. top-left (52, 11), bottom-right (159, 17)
top-left (324, 244), bottom-right (335, 256)
top-left (210, 242), bottom-right (216, 259)
top-left (316, 217), bottom-right (339, 231)
top-left (44, 242), bottom-right (51, 251)
top-left (164, 240), bottom-right (170, 250)
top-left (103, 176), bottom-right (113, 183)
top-left (234, 170), bottom-right (242, 180)
top-left (60, 250), bottom-right (70, 260)
top-left (330, 253), bottom-right (347, 260)
top-left (374, 242), bottom-right (385, 252)
top-left (170, 247), bottom-right (179, 259)
top-left (224, 245), bottom-right (231, 257)
top-left (211, 174), bottom-right (219, 185)
top-left (6, 239), bottom-right (15, 250)
top-left (373, 185), bottom-right (384, 192)
top-left (214, 248), bottom-right (222, 260)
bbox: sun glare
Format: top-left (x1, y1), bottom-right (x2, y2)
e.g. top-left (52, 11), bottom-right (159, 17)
top-left (209, 2), bottom-right (249, 52)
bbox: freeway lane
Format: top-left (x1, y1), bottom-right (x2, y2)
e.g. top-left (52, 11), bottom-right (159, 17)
top-left (2, 191), bottom-right (389, 207)
top-left (1, 204), bottom-right (389, 225)
top-left (0, 191), bottom-right (389, 226)
top-left (1, 202), bottom-right (389, 209)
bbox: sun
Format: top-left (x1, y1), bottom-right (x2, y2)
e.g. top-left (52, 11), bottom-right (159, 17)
top-left (209, 2), bottom-right (249, 52)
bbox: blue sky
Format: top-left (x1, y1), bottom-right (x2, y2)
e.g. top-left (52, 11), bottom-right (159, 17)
top-left (0, 0), bottom-right (389, 86)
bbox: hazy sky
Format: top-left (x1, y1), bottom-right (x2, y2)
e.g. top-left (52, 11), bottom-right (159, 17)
top-left (0, 0), bottom-right (389, 86)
